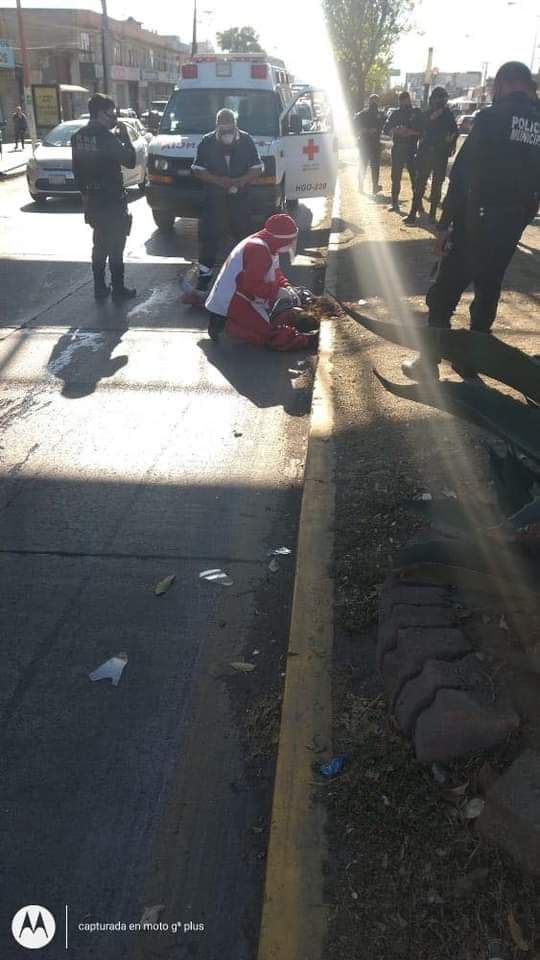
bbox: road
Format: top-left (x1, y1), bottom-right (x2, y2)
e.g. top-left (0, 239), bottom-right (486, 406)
top-left (0, 177), bottom-right (330, 959)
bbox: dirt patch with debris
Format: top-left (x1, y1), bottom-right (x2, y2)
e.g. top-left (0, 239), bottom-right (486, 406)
top-left (323, 160), bottom-right (540, 959)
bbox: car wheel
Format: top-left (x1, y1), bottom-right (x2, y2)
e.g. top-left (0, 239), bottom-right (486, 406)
top-left (152, 211), bottom-right (175, 231)
top-left (30, 193), bottom-right (47, 204)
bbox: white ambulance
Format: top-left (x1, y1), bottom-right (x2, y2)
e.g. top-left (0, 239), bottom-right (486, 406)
top-left (146, 54), bottom-right (338, 231)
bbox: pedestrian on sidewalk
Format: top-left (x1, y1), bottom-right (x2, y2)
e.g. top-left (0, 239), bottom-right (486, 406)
top-left (72, 93), bottom-right (137, 302)
top-left (384, 92), bottom-right (423, 212)
top-left (204, 213), bottom-right (318, 350)
top-left (403, 87), bottom-right (458, 225)
top-left (354, 94), bottom-right (385, 194)
top-left (402, 61), bottom-right (540, 381)
top-left (191, 108), bottom-right (264, 294)
top-left (12, 106), bottom-right (28, 150)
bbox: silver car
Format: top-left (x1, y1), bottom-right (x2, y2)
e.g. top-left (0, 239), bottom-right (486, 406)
top-left (26, 119), bottom-right (148, 203)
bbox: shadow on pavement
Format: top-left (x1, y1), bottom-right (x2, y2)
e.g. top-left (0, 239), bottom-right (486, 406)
top-left (199, 338), bottom-right (313, 415)
top-left (47, 321), bottom-right (129, 398)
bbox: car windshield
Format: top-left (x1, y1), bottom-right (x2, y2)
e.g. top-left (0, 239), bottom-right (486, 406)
top-left (160, 88), bottom-right (280, 137)
top-left (42, 122), bottom-right (84, 147)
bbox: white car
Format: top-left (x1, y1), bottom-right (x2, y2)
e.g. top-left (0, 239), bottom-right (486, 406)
top-left (26, 119), bottom-right (148, 203)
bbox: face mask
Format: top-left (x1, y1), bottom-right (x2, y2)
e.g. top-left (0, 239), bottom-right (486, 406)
top-left (277, 239), bottom-right (298, 260)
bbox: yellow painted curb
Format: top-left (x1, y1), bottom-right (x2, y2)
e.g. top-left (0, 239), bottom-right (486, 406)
top-left (257, 184), bottom-right (342, 960)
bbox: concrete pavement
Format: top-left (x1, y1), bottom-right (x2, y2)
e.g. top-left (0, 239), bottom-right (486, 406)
top-left (0, 177), bottom-right (330, 958)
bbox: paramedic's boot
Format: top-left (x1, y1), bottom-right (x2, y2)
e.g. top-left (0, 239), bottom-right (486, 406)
top-left (388, 199), bottom-right (400, 212)
top-left (207, 313), bottom-right (226, 343)
top-left (196, 265), bottom-right (213, 293)
top-left (401, 354), bottom-right (440, 380)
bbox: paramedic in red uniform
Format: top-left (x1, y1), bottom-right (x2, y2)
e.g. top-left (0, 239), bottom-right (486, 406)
top-left (204, 213), bottom-right (318, 350)
top-left (191, 108), bottom-right (264, 292)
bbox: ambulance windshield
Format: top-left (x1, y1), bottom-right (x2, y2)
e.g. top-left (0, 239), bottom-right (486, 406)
top-left (160, 89), bottom-right (281, 138)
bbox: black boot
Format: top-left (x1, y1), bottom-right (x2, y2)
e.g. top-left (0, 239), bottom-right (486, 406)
top-left (207, 313), bottom-right (226, 342)
top-left (93, 269), bottom-right (111, 300)
top-left (111, 268), bottom-right (136, 302)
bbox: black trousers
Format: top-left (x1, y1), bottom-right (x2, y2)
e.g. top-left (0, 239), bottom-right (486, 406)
top-left (426, 206), bottom-right (531, 335)
top-left (14, 131), bottom-right (26, 149)
top-left (391, 148), bottom-right (416, 205)
top-left (410, 149), bottom-right (449, 216)
top-left (199, 190), bottom-right (253, 270)
top-left (91, 210), bottom-right (130, 288)
top-left (358, 145), bottom-right (381, 192)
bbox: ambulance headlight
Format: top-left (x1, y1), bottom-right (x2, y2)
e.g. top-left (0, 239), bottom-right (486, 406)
top-left (154, 157), bottom-right (169, 171)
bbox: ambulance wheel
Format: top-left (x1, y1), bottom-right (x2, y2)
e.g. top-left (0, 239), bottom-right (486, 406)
top-left (153, 211), bottom-right (175, 231)
top-left (30, 192), bottom-right (47, 204)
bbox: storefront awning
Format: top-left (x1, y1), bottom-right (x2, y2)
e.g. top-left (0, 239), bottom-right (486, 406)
top-left (59, 84), bottom-right (89, 94)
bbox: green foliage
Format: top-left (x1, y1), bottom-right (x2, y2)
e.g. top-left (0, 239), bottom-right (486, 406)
top-left (216, 26), bottom-right (265, 54)
top-left (322, 0), bottom-right (415, 108)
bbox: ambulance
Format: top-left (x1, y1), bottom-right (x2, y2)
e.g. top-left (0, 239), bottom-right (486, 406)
top-left (146, 53), bottom-right (338, 231)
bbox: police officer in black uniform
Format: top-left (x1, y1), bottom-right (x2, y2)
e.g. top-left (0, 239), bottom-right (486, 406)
top-left (72, 94), bottom-right (137, 301)
top-left (384, 91), bottom-right (423, 211)
top-left (403, 86), bottom-right (458, 224)
top-left (354, 94), bottom-right (385, 194)
top-left (191, 108), bottom-right (263, 292)
top-left (402, 62), bottom-right (540, 380)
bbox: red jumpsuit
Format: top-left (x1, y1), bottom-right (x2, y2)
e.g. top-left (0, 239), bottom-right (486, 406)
top-left (205, 230), bottom-right (313, 351)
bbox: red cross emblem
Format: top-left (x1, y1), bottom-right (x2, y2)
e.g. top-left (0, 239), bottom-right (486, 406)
top-left (302, 139), bottom-right (319, 162)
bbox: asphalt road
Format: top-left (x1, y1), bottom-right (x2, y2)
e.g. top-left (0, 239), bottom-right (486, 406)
top-left (0, 177), bottom-right (330, 959)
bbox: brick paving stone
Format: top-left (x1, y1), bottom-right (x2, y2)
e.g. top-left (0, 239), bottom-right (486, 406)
top-left (381, 627), bottom-right (471, 708)
top-left (394, 654), bottom-right (486, 735)
top-left (414, 688), bottom-right (520, 763)
top-left (476, 749), bottom-right (540, 875)
top-left (377, 603), bottom-right (457, 669)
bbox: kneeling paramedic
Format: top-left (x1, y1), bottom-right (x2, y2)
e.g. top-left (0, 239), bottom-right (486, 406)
top-left (204, 214), bottom-right (318, 351)
top-left (72, 93), bottom-right (136, 301)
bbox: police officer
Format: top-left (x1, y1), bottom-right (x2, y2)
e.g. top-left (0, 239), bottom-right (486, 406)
top-left (384, 91), bottom-right (423, 211)
top-left (191, 108), bottom-right (264, 292)
top-left (402, 62), bottom-right (540, 381)
top-left (354, 94), bottom-right (385, 194)
top-left (403, 86), bottom-right (458, 224)
top-left (72, 94), bottom-right (136, 301)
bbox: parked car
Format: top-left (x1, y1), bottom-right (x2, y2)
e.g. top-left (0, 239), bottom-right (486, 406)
top-left (26, 118), bottom-right (148, 203)
top-left (456, 113), bottom-right (475, 135)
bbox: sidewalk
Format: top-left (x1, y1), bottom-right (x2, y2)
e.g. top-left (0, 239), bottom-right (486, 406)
top-left (0, 141), bottom-right (33, 177)
top-left (322, 159), bottom-right (540, 958)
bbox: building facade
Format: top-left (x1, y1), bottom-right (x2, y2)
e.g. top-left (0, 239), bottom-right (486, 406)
top-left (0, 7), bottom-right (189, 131)
top-left (404, 70), bottom-right (482, 102)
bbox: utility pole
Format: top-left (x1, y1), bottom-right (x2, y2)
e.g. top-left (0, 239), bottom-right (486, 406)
top-left (15, 0), bottom-right (37, 154)
top-left (423, 47), bottom-right (433, 107)
top-left (101, 0), bottom-right (110, 95)
top-left (191, 0), bottom-right (197, 58)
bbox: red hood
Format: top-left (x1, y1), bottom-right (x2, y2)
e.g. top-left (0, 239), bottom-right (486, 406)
top-left (255, 228), bottom-right (294, 255)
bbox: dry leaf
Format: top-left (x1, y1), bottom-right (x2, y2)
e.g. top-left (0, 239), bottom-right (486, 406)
top-left (141, 905), bottom-right (165, 925)
top-left (464, 797), bottom-right (485, 819)
top-left (154, 574), bottom-right (176, 596)
top-left (230, 661), bottom-right (256, 672)
top-left (508, 911), bottom-right (530, 952)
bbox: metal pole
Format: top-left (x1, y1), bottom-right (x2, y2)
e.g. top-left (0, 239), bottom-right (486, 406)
top-left (191, 0), bottom-right (197, 58)
top-left (530, 15), bottom-right (539, 72)
top-left (14, 0), bottom-right (37, 154)
top-left (423, 47), bottom-right (433, 107)
top-left (101, 0), bottom-right (110, 95)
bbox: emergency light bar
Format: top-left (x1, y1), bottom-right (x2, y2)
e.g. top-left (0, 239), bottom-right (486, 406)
top-left (182, 63), bottom-right (198, 79)
top-left (251, 64), bottom-right (268, 79)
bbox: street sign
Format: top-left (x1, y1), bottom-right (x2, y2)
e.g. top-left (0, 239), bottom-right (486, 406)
top-left (0, 39), bottom-right (15, 68)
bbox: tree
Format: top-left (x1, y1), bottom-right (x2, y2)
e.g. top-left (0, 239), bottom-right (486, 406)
top-left (322, 0), bottom-right (415, 111)
top-left (216, 26), bottom-right (265, 54)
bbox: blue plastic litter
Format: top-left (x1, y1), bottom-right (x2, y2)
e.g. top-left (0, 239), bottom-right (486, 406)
top-left (319, 755), bottom-right (348, 778)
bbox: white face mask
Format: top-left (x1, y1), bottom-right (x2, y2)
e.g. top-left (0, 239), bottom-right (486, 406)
top-left (277, 239), bottom-right (298, 261)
